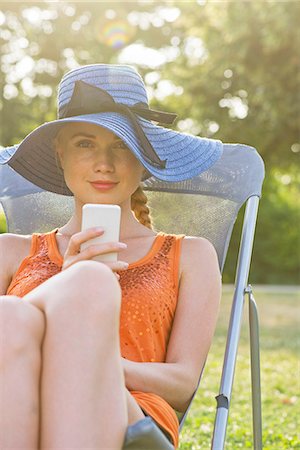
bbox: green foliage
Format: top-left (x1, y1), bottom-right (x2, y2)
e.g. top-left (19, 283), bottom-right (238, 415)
top-left (223, 167), bottom-right (300, 284)
top-left (158, 1), bottom-right (300, 170)
top-left (0, 1), bottom-right (299, 283)
top-left (252, 168), bottom-right (300, 284)
top-left (0, 211), bottom-right (7, 233)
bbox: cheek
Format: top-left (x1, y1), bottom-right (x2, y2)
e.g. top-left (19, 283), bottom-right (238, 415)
top-left (61, 155), bottom-right (89, 193)
top-left (128, 166), bottom-right (144, 186)
top-left (63, 151), bottom-right (90, 172)
top-left (126, 155), bottom-right (145, 179)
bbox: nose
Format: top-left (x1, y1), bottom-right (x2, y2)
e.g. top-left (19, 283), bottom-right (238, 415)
top-left (92, 148), bottom-right (115, 172)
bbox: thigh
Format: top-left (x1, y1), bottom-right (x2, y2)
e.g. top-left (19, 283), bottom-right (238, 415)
top-left (0, 295), bottom-right (45, 350)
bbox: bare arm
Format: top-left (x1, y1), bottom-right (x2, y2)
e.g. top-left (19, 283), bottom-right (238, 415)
top-left (122, 236), bottom-right (222, 412)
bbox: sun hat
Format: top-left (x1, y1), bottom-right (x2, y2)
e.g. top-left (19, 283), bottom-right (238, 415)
top-left (0, 64), bottom-right (223, 196)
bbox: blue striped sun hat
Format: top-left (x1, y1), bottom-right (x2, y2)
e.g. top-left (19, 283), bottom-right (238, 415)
top-left (0, 64), bottom-right (223, 196)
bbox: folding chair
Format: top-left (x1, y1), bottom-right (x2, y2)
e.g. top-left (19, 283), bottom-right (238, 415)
top-left (0, 142), bottom-right (265, 449)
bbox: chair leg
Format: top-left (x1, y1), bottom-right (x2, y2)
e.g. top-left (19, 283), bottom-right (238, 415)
top-left (246, 285), bottom-right (263, 450)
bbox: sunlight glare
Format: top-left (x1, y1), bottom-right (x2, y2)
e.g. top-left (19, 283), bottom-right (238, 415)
top-left (219, 96), bottom-right (248, 119)
top-left (0, 11), bottom-right (5, 26)
top-left (22, 7), bottom-right (57, 26)
top-left (97, 19), bottom-right (134, 49)
top-left (118, 44), bottom-right (165, 68)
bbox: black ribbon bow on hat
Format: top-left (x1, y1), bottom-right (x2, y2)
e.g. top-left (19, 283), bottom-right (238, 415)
top-left (59, 80), bottom-right (178, 169)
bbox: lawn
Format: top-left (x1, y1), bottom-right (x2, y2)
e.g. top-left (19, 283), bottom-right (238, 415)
top-left (179, 286), bottom-right (300, 449)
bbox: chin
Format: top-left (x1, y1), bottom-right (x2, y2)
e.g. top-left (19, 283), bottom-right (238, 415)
top-left (80, 194), bottom-right (122, 206)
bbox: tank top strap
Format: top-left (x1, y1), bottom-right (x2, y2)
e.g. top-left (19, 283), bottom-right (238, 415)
top-left (31, 228), bottom-right (59, 260)
top-left (8, 230), bottom-right (55, 285)
top-left (157, 232), bottom-right (185, 297)
top-left (7, 233), bottom-right (40, 288)
top-left (28, 233), bottom-right (39, 257)
top-left (6, 228), bottom-right (60, 297)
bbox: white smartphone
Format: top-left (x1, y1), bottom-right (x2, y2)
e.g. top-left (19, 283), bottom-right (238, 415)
top-left (81, 204), bottom-right (121, 262)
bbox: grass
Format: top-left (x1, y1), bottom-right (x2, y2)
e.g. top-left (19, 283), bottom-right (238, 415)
top-left (179, 286), bottom-right (300, 449)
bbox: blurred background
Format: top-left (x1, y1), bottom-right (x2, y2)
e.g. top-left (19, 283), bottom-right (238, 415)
top-left (0, 2), bottom-right (299, 447)
top-left (0, 0), bottom-right (299, 285)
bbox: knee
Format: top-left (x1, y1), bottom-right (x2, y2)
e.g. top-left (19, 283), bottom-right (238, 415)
top-left (47, 261), bottom-right (122, 322)
top-left (0, 296), bottom-right (45, 365)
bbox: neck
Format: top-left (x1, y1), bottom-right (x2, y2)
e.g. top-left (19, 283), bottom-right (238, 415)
top-left (58, 198), bottom-right (151, 240)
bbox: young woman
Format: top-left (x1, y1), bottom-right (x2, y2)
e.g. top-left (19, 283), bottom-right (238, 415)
top-left (0, 64), bottom-right (222, 449)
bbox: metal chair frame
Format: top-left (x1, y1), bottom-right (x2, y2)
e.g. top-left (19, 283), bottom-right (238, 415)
top-left (212, 195), bottom-right (262, 450)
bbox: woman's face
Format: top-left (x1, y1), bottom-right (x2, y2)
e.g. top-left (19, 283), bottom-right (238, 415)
top-left (55, 122), bottom-right (146, 206)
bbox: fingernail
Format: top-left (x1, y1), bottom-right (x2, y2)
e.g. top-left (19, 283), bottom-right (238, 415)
top-left (119, 243), bottom-right (127, 248)
top-left (121, 262), bottom-right (129, 267)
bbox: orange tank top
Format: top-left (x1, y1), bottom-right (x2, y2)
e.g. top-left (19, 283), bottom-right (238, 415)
top-left (7, 228), bottom-right (185, 447)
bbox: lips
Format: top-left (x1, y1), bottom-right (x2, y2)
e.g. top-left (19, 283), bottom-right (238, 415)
top-left (90, 181), bottom-right (118, 190)
top-left (91, 181), bottom-right (117, 185)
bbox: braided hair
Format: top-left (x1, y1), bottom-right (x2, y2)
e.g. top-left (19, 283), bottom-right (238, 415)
top-left (131, 185), bottom-right (153, 230)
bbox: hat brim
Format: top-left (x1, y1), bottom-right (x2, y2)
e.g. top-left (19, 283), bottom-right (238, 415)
top-left (1, 112), bottom-right (223, 196)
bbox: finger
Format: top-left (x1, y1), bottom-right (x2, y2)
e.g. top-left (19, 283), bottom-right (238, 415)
top-left (105, 261), bottom-right (129, 271)
top-left (63, 252), bottom-right (129, 271)
top-left (67, 228), bottom-right (104, 255)
top-left (77, 242), bottom-right (127, 260)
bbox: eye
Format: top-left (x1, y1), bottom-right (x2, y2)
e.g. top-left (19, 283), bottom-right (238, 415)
top-left (113, 140), bottom-right (128, 150)
top-left (76, 140), bottom-right (94, 148)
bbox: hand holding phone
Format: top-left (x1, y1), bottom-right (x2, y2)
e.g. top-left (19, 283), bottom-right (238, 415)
top-left (61, 204), bottom-right (129, 276)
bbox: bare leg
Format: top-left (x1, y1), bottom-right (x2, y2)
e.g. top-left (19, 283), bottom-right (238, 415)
top-left (0, 295), bottom-right (45, 448)
top-left (25, 261), bottom-right (144, 449)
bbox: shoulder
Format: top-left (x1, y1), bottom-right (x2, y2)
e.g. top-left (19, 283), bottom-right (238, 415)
top-left (0, 232), bottom-right (32, 251)
top-left (0, 232), bottom-right (33, 265)
top-left (179, 235), bottom-right (220, 279)
top-left (181, 235), bottom-right (218, 258)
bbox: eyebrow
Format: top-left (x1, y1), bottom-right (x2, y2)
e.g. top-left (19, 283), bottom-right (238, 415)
top-left (70, 132), bottom-right (121, 141)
